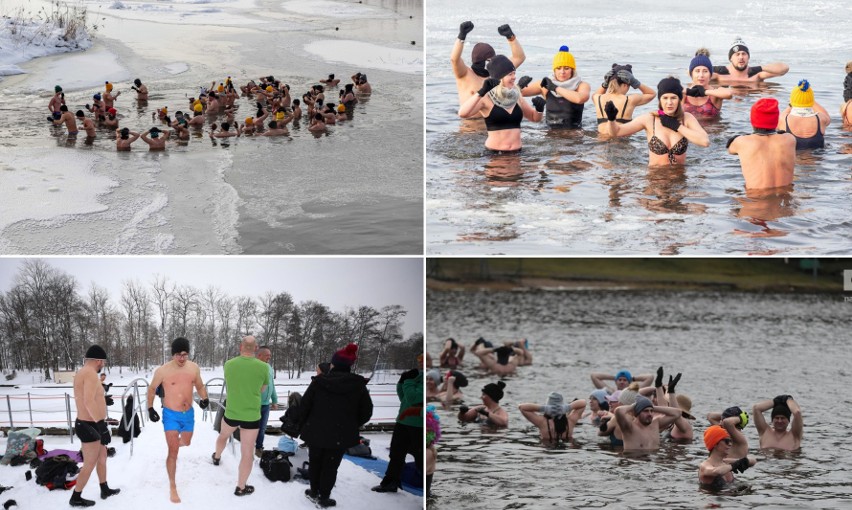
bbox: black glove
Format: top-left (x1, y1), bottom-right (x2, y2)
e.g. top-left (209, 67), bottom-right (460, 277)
top-left (85, 104), bottom-right (90, 110)
top-left (497, 24), bottom-right (515, 40)
top-left (148, 407), bottom-right (160, 422)
top-left (104, 383), bottom-right (113, 391)
top-left (599, 416), bottom-right (611, 432)
top-left (602, 69), bottom-right (615, 88)
top-left (476, 407), bottom-right (489, 416)
top-left (458, 21), bottom-right (474, 41)
top-left (730, 457), bottom-right (750, 474)
top-left (477, 78), bottom-right (500, 97)
top-left (97, 420), bottom-right (111, 445)
top-left (199, 398), bottom-right (209, 410)
top-left (540, 77), bottom-right (557, 93)
top-left (604, 100), bottom-right (618, 121)
top-left (659, 114), bottom-right (681, 132)
top-left (399, 368), bottom-right (419, 383)
top-left (459, 405), bottom-right (470, 414)
top-left (531, 96), bottom-right (546, 112)
top-left (105, 396), bottom-right (114, 407)
top-left (616, 69), bottom-right (640, 89)
top-left (773, 395), bottom-right (792, 406)
top-left (655, 367), bottom-right (664, 388)
top-left (517, 76), bottom-right (532, 89)
top-left (686, 85), bottom-right (706, 97)
top-left (667, 373), bottom-right (681, 394)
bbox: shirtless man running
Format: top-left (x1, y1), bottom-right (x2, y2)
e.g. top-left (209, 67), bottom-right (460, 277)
top-left (451, 21), bottom-right (525, 107)
top-left (71, 345), bottom-right (120, 507)
top-left (614, 395), bottom-right (682, 451)
top-left (147, 337), bottom-right (210, 503)
top-left (711, 37), bottom-right (788, 84)
top-left (752, 395), bottom-right (802, 450)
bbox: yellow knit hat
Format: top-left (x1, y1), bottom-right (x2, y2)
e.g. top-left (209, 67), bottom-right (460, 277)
top-left (552, 45), bottom-right (576, 70)
top-left (105, 81), bottom-right (113, 92)
top-left (790, 79), bottom-right (814, 108)
top-left (194, 103), bottom-right (203, 113)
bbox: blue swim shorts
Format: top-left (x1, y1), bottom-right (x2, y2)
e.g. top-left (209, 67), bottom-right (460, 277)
top-left (162, 407), bottom-right (195, 433)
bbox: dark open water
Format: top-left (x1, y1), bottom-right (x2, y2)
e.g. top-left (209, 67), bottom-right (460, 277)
top-left (427, 288), bottom-right (852, 508)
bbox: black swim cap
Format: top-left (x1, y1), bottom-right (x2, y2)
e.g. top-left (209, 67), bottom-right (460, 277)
top-left (85, 345), bottom-right (107, 360)
top-left (171, 337), bottom-right (190, 355)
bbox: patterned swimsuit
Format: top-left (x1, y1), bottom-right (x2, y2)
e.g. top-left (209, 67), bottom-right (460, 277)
top-left (648, 119), bottom-right (688, 165)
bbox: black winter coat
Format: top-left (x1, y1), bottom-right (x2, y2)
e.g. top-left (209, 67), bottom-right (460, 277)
top-left (299, 369), bottom-right (373, 449)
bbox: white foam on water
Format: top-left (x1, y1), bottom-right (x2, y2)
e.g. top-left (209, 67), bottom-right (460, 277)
top-left (97, 0), bottom-right (259, 25)
top-left (303, 40), bottom-right (422, 74)
top-left (281, 0), bottom-right (395, 18)
top-left (0, 148), bottom-right (116, 233)
top-left (210, 151), bottom-right (242, 254)
top-left (110, 191), bottom-right (170, 253)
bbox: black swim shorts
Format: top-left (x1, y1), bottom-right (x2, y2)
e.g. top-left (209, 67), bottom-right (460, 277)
top-left (223, 416), bottom-right (261, 429)
top-left (75, 419), bottom-right (101, 443)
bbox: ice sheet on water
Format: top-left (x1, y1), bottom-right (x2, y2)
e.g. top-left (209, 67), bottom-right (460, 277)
top-left (0, 149), bottom-right (116, 232)
top-left (303, 40), bottom-right (423, 74)
top-left (281, 0), bottom-right (396, 18)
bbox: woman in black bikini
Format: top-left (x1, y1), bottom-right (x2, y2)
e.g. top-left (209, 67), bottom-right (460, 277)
top-left (592, 63), bottom-right (656, 135)
top-left (458, 54), bottom-right (543, 152)
top-left (603, 76), bottom-right (709, 166)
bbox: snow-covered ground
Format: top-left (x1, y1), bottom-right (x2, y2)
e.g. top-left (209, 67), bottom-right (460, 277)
top-left (0, 368), bottom-right (420, 508)
top-left (0, 10), bottom-right (92, 77)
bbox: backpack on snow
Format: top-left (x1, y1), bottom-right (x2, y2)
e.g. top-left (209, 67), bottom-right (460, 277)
top-left (259, 450), bottom-right (292, 482)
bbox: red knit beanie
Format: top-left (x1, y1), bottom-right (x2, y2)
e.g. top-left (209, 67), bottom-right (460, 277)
top-left (750, 98), bottom-right (779, 130)
top-left (331, 343), bottom-right (358, 368)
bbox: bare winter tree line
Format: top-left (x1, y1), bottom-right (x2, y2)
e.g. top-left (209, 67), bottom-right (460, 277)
top-left (0, 260), bottom-right (423, 381)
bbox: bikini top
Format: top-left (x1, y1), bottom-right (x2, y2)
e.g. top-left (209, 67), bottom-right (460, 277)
top-left (596, 95), bottom-right (630, 124)
top-left (648, 119), bottom-right (688, 165)
top-left (484, 103), bottom-right (523, 131)
top-left (785, 115), bottom-right (824, 150)
top-left (683, 97), bottom-right (720, 117)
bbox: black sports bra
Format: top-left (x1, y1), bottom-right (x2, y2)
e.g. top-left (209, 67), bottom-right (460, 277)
top-left (484, 104), bottom-right (523, 131)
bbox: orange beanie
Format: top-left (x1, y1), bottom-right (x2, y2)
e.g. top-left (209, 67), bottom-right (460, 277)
top-left (704, 425), bottom-right (730, 452)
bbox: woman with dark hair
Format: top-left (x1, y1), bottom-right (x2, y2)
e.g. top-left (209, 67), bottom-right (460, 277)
top-left (603, 76), bottom-right (709, 166)
top-left (458, 54), bottom-right (543, 152)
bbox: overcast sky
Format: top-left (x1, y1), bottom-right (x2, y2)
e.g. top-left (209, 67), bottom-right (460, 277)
top-left (0, 257), bottom-right (423, 337)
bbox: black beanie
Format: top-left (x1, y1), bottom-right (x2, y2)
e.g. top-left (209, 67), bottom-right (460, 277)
top-left (482, 381), bottom-right (506, 402)
top-left (171, 337), bottom-right (190, 355)
top-left (771, 403), bottom-right (792, 420)
top-left (487, 55), bottom-right (515, 80)
top-left (657, 77), bottom-right (683, 100)
top-left (449, 370), bottom-right (468, 388)
top-left (85, 345), bottom-right (107, 360)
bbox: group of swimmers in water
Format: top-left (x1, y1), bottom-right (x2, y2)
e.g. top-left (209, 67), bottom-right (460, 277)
top-left (47, 72), bottom-right (373, 150)
top-left (425, 337), bottom-right (804, 491)
top-left (452, 21), bottom-right (852, 191)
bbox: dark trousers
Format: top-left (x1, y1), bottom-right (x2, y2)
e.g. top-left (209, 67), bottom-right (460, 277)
top-left (255, 404), bottom-right (270, 449)
top-left (308, 446), bottom-right (346, 498)
top-left (381, 422), bottom-right (423, 487)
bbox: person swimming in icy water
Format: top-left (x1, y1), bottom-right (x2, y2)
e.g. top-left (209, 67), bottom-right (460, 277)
top-left (457, 381), bottom-right (508, 427)
top-left (474, 343), bottom-right (523, 376)
top-left (603, 77), bottom-right (709, 167)
top-left (698, 425), bottom-right (756, 490)
top-left (682, 49), bottom-right (733, 119)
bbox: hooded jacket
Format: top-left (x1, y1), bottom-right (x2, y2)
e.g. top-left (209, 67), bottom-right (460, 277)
top-left (299, 369), bottom-right (373, 449)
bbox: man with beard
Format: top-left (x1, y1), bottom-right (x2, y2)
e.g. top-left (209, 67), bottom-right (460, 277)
top-left (614, 395), bottom-right (682, 451)
top-left (450, 21), bottom-right (526, 107)
top-left (712, 37), bottom-right (788, 84)
top-left (752, 395), bottom-right (803, 450)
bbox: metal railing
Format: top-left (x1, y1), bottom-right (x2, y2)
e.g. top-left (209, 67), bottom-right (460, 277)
top-left (120, 378), bottom-right (150, 457)
top-left (2, 393), bottom-right (75, 443)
